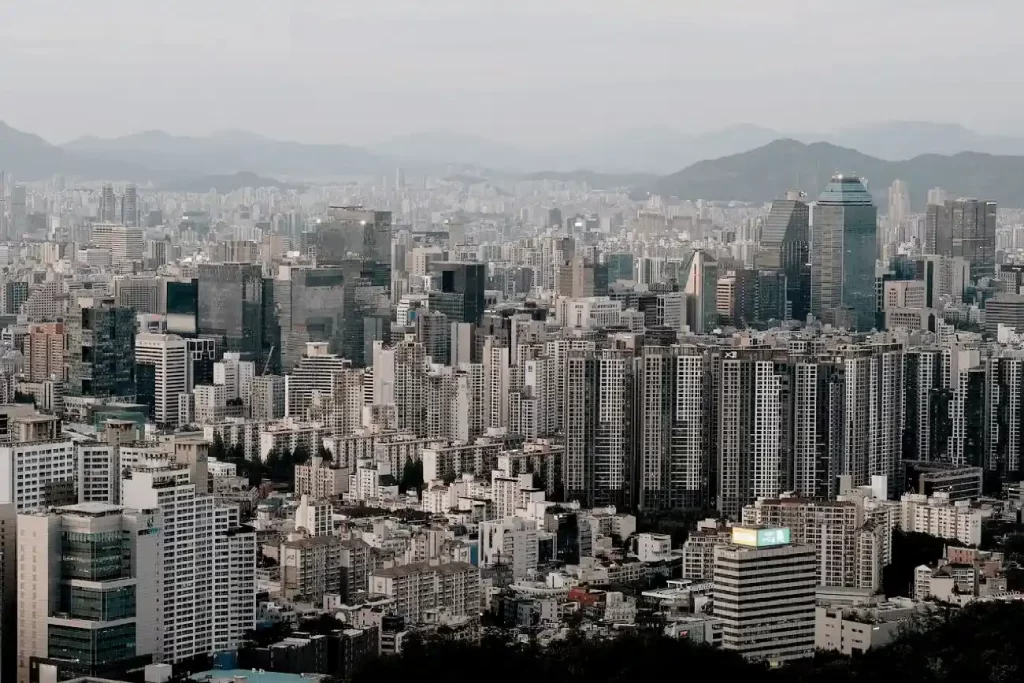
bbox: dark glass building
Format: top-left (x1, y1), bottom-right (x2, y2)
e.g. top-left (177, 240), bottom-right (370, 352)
top-left (197, 263), bottom-right (264, 362)
top-left (811, 174), bottom-right (878, 330)
top-left (67, 304), bottom-right (136, 398)
top-left (428, 262), bottom-right (487, 325)
top-left (311, 207), bottom-right (392, 285)
top-left (759, 191), bottom-right (810, 321)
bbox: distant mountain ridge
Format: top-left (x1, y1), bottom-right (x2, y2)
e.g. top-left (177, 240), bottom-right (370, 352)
top-left (654, 139), bottom-right (1024, 208)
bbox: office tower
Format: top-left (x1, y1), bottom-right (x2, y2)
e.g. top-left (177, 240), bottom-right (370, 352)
top-left (16, 504), bottom-right (161, 683)
top-left (925, 199), bottom-right (997, 280)
top-left (0, 441), bottom-right (77, 511)
top-left (197, 263), bottom-right (264, 362)
top-left (759, 191), bottom-right (810, 321)
top-left (26, 322), bottom-right (65, 382)
top-left (811, 174), bottom-right (878, 330)
top-left (273, 265), bottom-right (348, 372)
top-left (564, 349), bottom-right (634, 508)
top-left (635, 345), bottom-right (708, 511)
top-left (683, 250), bottom-right (718, 333)
top-left (548, 207), bottom-right (562, 230)
top-left (605, 253), bottom-right (634, 284)
top-left (121, 184), bottom-right (139, 226)
top-left (570, 257), bottom-right (609, 298)
top-left (135, 333), bottom-right (189, 428)
top-left (115, 277), bottom-right (162, 314)
top-left (429, 262), bottom-right (487, 325)
top-left (755, 270), bottom-right (788, 321)
top-left (888, 179), bottom-right (910, 230)
top-left (165, 279), bottom-right (198, 335)
top-left (67, 303), bottom-right (137, 398)
top-left (313, 207), bottom-right (392, 282)
top-left (121, 461), bottom-right (255, 663)
top-left (927, 187), bottom-right (947, 206)
top-left (99, 183), bottom-right (117, 222)
top-left (3, 281), bottom-right (29, 315)
top-left (713, 527), bottom-right (816, 663)
top-left (0, 503), bottom-right (14, 683)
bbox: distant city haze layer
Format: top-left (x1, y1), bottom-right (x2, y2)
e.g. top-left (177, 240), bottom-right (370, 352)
top-left (3, 1), bottom-right (1024, 144)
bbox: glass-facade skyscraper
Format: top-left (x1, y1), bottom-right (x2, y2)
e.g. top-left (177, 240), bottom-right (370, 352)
top-left (197, 263), bottom-right (264, 363)
top-left (811, 174), bottom-right (878, 331)
top-left (759, 191), bottom-right (810, 321)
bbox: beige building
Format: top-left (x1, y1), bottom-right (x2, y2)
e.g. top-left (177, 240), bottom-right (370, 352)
top-left (370, 561), bottom-right (479, 624)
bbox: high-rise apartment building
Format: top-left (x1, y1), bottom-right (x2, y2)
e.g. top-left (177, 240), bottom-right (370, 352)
top-left (564, 348), bottom-right (634, 508)
top-left (121, 461), bottom-right (255, 663)
top-left (16, 504), bottom-right (162, 683)
top-left (811, 174), bottom-right (878, 330)
top-left (26, 322), bottom-right (65, 383)
top-left (713, 527), bottom-right (816, 663)
top-left (99, 183), bottom-right (117, 222)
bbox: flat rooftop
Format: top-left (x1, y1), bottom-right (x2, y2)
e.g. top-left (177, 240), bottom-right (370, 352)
top-left (190, 670), bottom-right (327, 683)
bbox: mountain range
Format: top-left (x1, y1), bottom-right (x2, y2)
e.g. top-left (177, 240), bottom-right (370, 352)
top-left (4, 120), bottom-right (1024, 203)
top-left (653, 139), bottom-right (1024, 209)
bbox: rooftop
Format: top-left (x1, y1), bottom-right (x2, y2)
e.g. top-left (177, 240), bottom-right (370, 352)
top-left (372, 561), bottom-right (475, 579)
top-left (191, 671), bottom-right (327, 683)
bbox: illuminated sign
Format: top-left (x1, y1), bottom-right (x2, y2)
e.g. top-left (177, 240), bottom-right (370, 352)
top-left (731, 527), bottom-right (759, 546)
top-left (731, 526), bottom-right (791, 548)
top-left (756, 528), bottom-right (791, 547)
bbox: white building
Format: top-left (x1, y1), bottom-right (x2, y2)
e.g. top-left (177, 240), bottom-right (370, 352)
top-left (900, 492), bottom-right (985, 546)
top-left (121, 461), bottom-right (255, 662)
top-left (135, 334), bottom-right (189, 428)
top-left (480, 516), bottom-right (539, 579)
top-left (0, 440), bottom-right (77, 511)
top-left (369, 561), bottom-right (480, 623)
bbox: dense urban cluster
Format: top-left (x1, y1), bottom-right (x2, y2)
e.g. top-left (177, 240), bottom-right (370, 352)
top-left (1, 156), bottom-right (1024, 683)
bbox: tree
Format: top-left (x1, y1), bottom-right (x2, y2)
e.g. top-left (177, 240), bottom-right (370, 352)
top-left (882, 528), bottom-right (962, 597)
top-left (400, 459), bottom-right (424, 495)
top-left (316, 443), bottom-right (333, 464)
top-left (292, 444), bottom-right (311, 466)
top-left (209, 432), bottom-right (226, 460)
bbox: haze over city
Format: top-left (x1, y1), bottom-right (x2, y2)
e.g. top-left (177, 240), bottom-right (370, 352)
top-left (3, 0), bottom-right (1024, 146)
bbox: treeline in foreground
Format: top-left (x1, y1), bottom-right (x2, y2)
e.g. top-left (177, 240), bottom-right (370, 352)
top-left (351, 602), bottom-right (1024, 683)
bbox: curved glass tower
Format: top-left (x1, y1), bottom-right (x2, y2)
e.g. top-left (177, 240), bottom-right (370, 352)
top-left (811, 174), bottom-right (878, 330)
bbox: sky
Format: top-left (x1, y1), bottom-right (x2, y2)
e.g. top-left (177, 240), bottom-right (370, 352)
top-left (1, 0), bottom-right (1023, 145)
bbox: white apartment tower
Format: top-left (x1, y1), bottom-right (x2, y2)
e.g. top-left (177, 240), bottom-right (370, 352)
top-left (120, 461), bottom-right (255, 663)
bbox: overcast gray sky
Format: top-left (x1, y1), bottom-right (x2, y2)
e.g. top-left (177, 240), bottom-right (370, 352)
top-left (1, 0), bottom-right (1021, 144)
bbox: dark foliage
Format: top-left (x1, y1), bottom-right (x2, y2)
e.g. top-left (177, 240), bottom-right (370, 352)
top-left (635, 507), bottom-right (718, 546)
top-left (352, 604), bottom-right (1024, 683)
top-left (399, 459), bottom-right (424, 495)
top-left (883, 529), bottom-right (962, 597)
